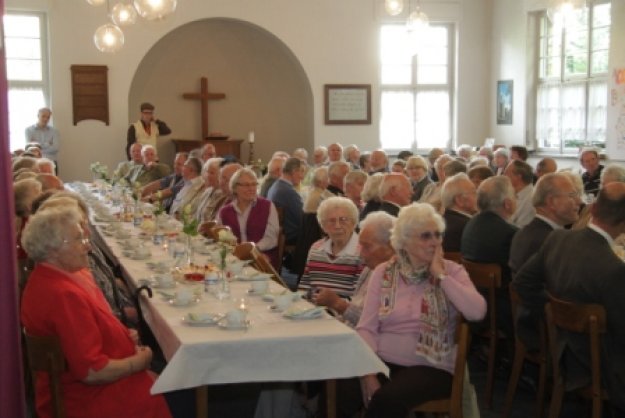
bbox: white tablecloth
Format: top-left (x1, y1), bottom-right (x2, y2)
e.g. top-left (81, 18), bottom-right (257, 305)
top-left (86, 196), bottom-right (387, 396)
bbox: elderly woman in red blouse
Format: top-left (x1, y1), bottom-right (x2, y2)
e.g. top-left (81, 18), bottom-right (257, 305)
top-left (21, 206), bottom-right (171, 418)
top-left (216, 167), bottom-right (280, 267)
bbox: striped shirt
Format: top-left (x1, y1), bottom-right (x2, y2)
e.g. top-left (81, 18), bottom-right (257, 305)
top-left (298, 233), bottom-right (363, 299)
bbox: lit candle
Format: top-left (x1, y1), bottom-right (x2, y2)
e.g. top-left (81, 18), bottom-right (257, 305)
top-left (239, 298), bottom-right (247, 310)
top-left (248, 131), bottom-right (255, 144)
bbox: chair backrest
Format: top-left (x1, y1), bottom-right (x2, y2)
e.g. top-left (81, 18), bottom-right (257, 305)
top-left (250, 245), bottom-right (288, 288)
top-left (24, 331), bottom-right (66, 418)
top-left (545, 293), bottom-right (607, 415)
top-left (461, 259), bottom-right (502, 333)
top-left (209, 225), bottom-right (232, 242)
top-left (449, 321), bottom-right (471, 416)
top-left (444, 251), bottom-right (463, 264)
top-left (233, 242), bottom-right (255, 261)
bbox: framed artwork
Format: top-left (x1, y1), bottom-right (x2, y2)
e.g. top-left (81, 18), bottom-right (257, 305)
top-left (497, 80), bottom-right (513, 125)
top-left (324, 84), bottom-right (371, 125)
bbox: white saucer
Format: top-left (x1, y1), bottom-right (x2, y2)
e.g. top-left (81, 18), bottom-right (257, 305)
top-left (217, 318), bottom-right (250, 330)
top-left (183, 313), bottom-right (224, 326)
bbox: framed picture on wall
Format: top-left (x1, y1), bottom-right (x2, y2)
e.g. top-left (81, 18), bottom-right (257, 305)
top-left (324, 84), bottom-right (371, 125)
top-left (497, 80), bottom-right (513, 125)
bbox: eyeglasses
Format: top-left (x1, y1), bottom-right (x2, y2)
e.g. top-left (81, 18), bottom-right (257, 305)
top-left (322, 216), bottom-right (353, 227)
top-left (63, 236), bottom-right (90, 247)
top-left (236, 182), bottom-right (258, 188)
top-left (416, 231), bottom-right (444, 241)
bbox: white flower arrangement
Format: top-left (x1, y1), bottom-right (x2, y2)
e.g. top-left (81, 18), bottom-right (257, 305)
top-left (90, 162), bottom-right (110, 183)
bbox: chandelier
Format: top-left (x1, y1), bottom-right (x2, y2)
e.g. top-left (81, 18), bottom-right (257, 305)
top-left (383, 0), bottom-right (430, 31)
top-left (89, 0), bottom-right (178, 53)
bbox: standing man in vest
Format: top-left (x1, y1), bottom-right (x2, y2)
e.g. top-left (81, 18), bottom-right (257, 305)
top-left (126, 102), bottom-right (172, 159)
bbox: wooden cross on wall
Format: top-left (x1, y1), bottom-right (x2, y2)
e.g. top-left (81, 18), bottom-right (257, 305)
top-left (182, 77), bottom-right (226, 139)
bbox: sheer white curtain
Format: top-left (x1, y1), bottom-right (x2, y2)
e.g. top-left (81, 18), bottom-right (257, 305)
top-left (536, 84), bottom-right (561, 149)
top-left (587, 81), bottom-right (607, 144)
top-left (416, 90), bottom-right (449, 149)
top-left (561, 83), bottom-right (586, 149)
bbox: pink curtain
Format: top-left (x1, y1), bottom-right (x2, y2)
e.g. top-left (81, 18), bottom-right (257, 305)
top-left (0, 1), bottom-right (27, 416)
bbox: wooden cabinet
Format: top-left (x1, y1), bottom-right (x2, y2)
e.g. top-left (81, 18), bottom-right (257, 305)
top-left (70, 65), bottom-right (109, 125)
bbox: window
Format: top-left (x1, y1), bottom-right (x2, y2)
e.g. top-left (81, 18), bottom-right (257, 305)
top-left (535, 1), bottom-right (610, 154)
top-left (3, 12), bottom-right (49, 152)
top-left (379, 23), bottom-right (455, 153)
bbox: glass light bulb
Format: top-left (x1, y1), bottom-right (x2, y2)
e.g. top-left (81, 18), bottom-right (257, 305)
top-left (384, 0), bottom-right (404, 16)
top-left (407, 9), bottom-right (429, 32)
top-left (111, 3), bottom-right (138, 26)
top-left (94, 23), bottom-right (125, 53)
top-left (133, 0), bottom-right (177, 21)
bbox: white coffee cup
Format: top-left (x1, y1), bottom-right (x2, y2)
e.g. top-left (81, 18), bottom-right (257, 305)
top-left (155, 274), bottom-right (174, 287)
top-left (175, 289), bottom-right (193, 304)
top-left (275, 293), bottom-right (293, 311)
top-left (251, 280), bottom-right (268, 294)
top-left (226, 309), bottom-right (247, 326)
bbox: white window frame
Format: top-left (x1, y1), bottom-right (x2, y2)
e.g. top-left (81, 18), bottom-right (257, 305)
top-left (379, 22), bottom-right (456, 154)
top-left (4, 11), bottom-right (50, 152)
top-left (532, 1), bottom-right (610, 155)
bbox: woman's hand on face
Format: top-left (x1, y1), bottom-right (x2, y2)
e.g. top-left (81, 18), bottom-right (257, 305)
top-left (429, 244), bottom-right (446, 280)
top-left (360, 374), bottom-right (381, 407)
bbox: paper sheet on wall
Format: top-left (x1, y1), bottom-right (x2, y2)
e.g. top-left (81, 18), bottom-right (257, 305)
top-left (607, 68), bottom-right (625, 159)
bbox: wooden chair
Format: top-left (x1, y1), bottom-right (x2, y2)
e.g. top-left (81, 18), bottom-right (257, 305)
top-left (545, 294), bottom-right (608, 418)
top-left (23, 331), bottom-right (67, 418)
top-left (198, 220), bottom-right (216, 238)
top-left (411, 321), bottom-right (471, 418)
top-left (461, 258), bottom-right (502, 409)
top-left (208, 225), bottom-right (231, 242)
top-left (239, 242), bottom-right (288, 289)
top-left (444, 251), bottom-right (463, 264)
top-left (502, 285), bottom-right (548, 418)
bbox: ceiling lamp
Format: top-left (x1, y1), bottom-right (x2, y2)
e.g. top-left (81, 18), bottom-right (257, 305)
top-left (385, 0), bottom-right (404, 16)
top-left (133, 0), bottom-right (178, 21)
top-left (110, 2), bottom-right (138, 26)
top-left (406, 8), bottom-right (429, 32)
top-left (86, 0), bottom-right (107, 5)
top-left (94, 23), bottom-right (125, 53)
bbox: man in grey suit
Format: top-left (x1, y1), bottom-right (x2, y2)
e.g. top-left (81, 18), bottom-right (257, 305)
top-left (514, 183), bottom-right (625, 414)
top-left (267, 157), bottom-right (304, 245)
top-left (509, 173), bottom-right (581, 349)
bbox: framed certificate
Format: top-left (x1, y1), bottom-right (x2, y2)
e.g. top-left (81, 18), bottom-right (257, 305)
top-left (324, 84), bottom-right (371, 125)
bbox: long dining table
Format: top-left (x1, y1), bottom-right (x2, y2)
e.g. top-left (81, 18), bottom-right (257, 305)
top-left (75, 182), bottom-right (388, 418)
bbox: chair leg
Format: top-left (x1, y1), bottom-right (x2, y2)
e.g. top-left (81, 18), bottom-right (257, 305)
top-left (501, 340), bottom-right (526, 418)
top-left (547, 379), bottom-right (564, 418)
top-left (535, 357), bottom-right (548, 418)
top-left (485, 333), bottom-right (497, 409)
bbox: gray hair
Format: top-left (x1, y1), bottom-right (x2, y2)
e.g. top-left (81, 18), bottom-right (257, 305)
top-left (493, 147), bottom-right (509, 159)
top-left (283, 157), bottom-right (302, 175)
top-left (406, 155), bottom-right (429, 171)
top-left (361, 173), bottom-right (385, 202)
top-left (185, 157), bottom-right (203, 175)
top-left (344, 170), bottom-right (367, 187)
top-left (600, 164), bottom-right (625, 186)
top-left (141, 144), bottom-right (156, 156)
top-left (312, 166), bottom-right (329, 188)
top-left (441, 173), bottom-right (471, 209)
top-left (359, 211), bottom-right (395, 244)
top-left (328, 161), bottom-right (350, 178)
top-left (21, 206), bottom-right (83, 262)
top-left (532, 173), bottom-right (571, 208)
top-left (343, 144), bottom-right (359, 161)
top-left (229, 167), bottom-right (258, 196)
top-left (293, 148), bottom-right (309, 161)
top-left (508, 160), bottom-right (534, 185)
top-left (456, 144), bottom-right (473, 159)
top-left (477, 176), bottom-right (515, 212)
top-left (378, 173), bottom-right (407, 200)
top-left (36, 158), bottom-right (56, 172)
top-left (391, 203), bottom-right (445, 252)
top-left (201, 157), bottom-right (224, 175)
top-left (14, 178), bottom-right (42, 217)
top-left (559, 171), bottom-right (584, 196)
top-left (443, 160), bottom-right (467, 178)
top-left (317, 196), bottom-right (359, 227)
top-left (12, 156), bottom-right (38, 173)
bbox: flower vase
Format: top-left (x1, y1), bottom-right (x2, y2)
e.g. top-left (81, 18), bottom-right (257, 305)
top-left (185, 234), bottom-right (195, 266)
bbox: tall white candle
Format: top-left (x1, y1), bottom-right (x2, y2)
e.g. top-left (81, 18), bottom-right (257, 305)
top-left (249, 131), bottom-right (255, 144)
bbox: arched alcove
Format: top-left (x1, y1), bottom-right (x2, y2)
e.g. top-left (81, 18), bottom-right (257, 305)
top-left (129, 18), bottom-right (314, 165)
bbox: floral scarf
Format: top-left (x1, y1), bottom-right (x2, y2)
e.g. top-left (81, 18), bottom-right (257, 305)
top-left (379, 254), bottom-right (452, 364)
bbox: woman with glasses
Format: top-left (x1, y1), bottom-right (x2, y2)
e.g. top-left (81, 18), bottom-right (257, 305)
top-left (405, 155), bottom-right (432, 202)
top-left (21, 206), bottom-right (172, 418)
top-left (216, 167), bottom-right (280, 268)
top-left (298, 196), bottom-right (363, 298)
top-left (356, 203), bottom-right (486, 418)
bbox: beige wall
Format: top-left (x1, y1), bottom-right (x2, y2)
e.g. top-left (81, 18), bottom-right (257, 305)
top-left (7, 0), bottom-right (493, 181)
top-left (128, 18), bottom-right (314, 166)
